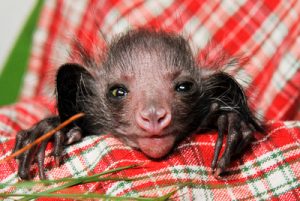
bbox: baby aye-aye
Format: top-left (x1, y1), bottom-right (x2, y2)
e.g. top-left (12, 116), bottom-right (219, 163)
top-left (13, 29), bottom-right (262, 180)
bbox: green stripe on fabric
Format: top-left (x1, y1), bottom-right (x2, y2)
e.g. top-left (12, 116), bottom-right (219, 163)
top-left (0, 0), bottom-right (43, 106)
top-left (62, 136), bottom-right (109, 177)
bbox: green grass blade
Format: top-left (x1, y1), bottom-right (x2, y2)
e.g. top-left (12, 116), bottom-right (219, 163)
top-left (15, 164), bottom-right (142, 201)
top-left (0, 164), bottom-right (182, 201)
top-left (8, 164), bottom-right (141, 188)
top-left (0, 192), bottom-right (172, 201)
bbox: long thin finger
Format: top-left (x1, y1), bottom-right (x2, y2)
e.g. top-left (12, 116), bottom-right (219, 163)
top-left (211, 114), bottom-right (227, 170)
top-left (215, 113), bottom-right (241, 176)
top-left (17, 126), bottom-right (45, 180)
top-left (13, 131), bottom-right (29, 158)
top-left (53, 131), bottom-right (65, 166)
top-left (235, 121), bottom-right (253, 155)
top-left (18, 143), bottom-right (37, 180)
top-left (36, 138), bottom-right (51, 180)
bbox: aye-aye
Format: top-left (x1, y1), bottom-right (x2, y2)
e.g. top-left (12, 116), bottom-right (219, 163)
top-left (13, 29), bottom-right (262, 180)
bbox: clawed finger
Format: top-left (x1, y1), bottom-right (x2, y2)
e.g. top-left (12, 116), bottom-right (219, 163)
top-left (212, 112), bottom-right (256, 178)
top-left (52, 131), bottom-right (65, 166)
top-left (13, 116), bottom-right (63, 180)
top-left (37, 138), bottom-right (51, 180)
top-left (65, 126), bottom-right (82, 145)
top-left (13, 131), bottom-right (29, 160)
top-left (214, 113), bottom-right (241, 177)
top-left (17, 129), bottom-right (42, 180)
top-left (211, 114), bottom-right (227, 170)
top-left (18, 143), bottom-right (38, 180)
top-left (235, 121), bottom-right (254, 155)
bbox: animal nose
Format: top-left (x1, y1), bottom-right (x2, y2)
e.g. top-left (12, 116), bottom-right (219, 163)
top-left (136, 106), bottom-right (171, 135)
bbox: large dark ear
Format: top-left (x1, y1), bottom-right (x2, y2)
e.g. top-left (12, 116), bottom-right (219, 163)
top-left (56, 63), bottom-right (95, 122)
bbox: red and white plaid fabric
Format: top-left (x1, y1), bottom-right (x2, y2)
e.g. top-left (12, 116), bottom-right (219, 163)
top-left (1, 0), bottom-right (300, 200)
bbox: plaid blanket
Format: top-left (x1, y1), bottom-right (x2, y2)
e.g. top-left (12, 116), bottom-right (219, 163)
top-left (0, 99), bottom-right (300, 200)
top-left (1, 0), bottom-right (300, 200)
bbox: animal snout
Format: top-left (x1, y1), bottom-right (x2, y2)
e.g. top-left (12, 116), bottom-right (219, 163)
top-left (136, 106), bottom-right (171, 135)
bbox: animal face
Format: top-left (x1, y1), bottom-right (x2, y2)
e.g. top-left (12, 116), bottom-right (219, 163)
top-left (91, 30), bottom-right (205, 158)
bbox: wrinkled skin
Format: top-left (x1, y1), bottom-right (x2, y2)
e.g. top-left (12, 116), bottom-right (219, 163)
top-left (13, 29), bottom-right (263, 180)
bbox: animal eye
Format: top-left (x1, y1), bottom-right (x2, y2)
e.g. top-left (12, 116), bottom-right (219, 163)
top-left (109, 86), bottom-right (128, 99)
top-left (175, 81), bottom-right (194, 93)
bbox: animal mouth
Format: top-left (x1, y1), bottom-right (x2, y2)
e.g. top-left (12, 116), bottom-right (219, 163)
top-left (136, 134), bottom-right (176, 159)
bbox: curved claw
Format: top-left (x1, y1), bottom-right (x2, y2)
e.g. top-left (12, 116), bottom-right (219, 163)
top-left (37, 138), bottom-right (51, 180)
top-left (18, 148), bottom-right (36, 180)
top-left (213, 112), bottom-right (254, 178)
top-left (65, 126), bottom-right (82, 145)
top-left (52, 131), bottom-right (65, 166)
top-left (17, 129), bottom-right (41, 180)
top-left (211, 114), bottom-right (227, 170)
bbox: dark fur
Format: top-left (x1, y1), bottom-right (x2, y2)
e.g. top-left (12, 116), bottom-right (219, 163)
top-left (14, 29), bottom-right (262, 180)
